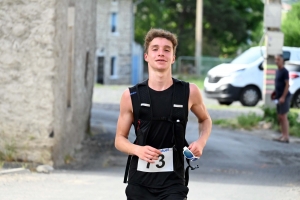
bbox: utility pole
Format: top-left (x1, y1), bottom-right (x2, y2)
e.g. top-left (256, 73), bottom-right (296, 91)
top-left (132, 0), bottom-right (143, 43)
top-left (263, 0), bottom-right (284, 107)
top-left (195, 0), bottom-right (203, 76)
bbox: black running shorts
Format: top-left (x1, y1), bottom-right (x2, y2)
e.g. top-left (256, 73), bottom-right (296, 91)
top-left (125, 184), bottom-right (189, 200)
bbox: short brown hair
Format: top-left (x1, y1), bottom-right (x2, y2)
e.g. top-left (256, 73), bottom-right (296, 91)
top-left (144, 28), bottom-right (178, 54)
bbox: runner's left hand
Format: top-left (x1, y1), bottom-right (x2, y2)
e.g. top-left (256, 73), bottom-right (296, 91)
top-left (188, 140), bottom-right (204, 158)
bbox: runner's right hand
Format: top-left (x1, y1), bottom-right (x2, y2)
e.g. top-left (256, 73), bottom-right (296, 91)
top-left (135, 145), bottom-right (161, 163)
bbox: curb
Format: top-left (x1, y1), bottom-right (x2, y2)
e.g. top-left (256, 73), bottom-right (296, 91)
top-left (0, 168), bottom-right (30, 175)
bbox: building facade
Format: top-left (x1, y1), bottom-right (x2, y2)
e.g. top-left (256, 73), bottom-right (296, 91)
top-left (0, 0), bottom-right (97, 166)
top-left (96, 0), bottom-right (143, 85)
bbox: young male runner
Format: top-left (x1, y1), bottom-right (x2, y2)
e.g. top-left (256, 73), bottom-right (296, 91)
top-left (115, 28), bottom-right (212, 200)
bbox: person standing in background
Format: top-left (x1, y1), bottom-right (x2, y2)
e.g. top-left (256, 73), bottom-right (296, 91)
top-left (272, 54), bottom-right (291, 143)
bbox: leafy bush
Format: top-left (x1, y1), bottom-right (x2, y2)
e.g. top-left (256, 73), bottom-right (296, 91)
top-left (260, 106), bottom-right (300, 137)
top-left (213, 106), bottom-right (300, 138)
top-left (237, 112), bottom-right (262, 130)
top-left (282, 2), bottom-right (300, 47)
top-left (261, 106), bottom-right (277, 123)
top-left (213, 112), bottom-right (262, 130)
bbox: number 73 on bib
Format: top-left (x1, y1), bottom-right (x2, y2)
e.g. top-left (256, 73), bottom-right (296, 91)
top-left (137, 148), bottom-right (174, 172)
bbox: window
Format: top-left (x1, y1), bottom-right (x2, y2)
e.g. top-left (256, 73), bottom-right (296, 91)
top-left (110, 57), bottom-right (116, 76)
top-left (231, 47), bottom-right (264, 65)
top-left (111, 12), bottom-right (117, 33)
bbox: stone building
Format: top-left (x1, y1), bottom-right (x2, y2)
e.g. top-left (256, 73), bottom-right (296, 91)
top-left (0, 0), bottom-right (97, 166)
top-left (96, 0), bottom-right (144, 85)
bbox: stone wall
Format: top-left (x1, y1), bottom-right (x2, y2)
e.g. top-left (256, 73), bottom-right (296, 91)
top-left (96, 0), bottom-right (133, 85)
top-left (0, 0), bottom-right (97, 166)
top-left (52, 0), bottom-right (97, 166)
top-left (0, 0), bottom-right (57, 164)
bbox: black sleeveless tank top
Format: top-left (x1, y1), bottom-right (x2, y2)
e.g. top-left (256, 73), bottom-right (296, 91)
top-left (128, 84), bottom-right (185, 188)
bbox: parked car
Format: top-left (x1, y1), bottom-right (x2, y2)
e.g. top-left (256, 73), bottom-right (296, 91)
top-left (286, 61), bottom-right (300, 108)
top-left (204, 46), bottom-right (300, 107)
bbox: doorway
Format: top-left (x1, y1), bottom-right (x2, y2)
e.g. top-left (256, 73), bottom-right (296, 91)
top-left (97, 56), bottom-right (104, 84)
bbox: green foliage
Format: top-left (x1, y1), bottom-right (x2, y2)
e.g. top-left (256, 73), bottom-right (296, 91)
top-left (237, 112), bottom-right (262, 130)
top-left (0, 151), bottom-right (4, 161)
top-left (135, 0), bottom-right (196, 57)
top-left (213, 106), bottom-right (300, 137)
top-left (262, 106), bottom-right (278, 123)
top-left (64, 154), bottom-right (74, 164)
top-left (0, 142), bottom-right (17, 162)
top-left (282, 2), bottom-right (300, 47)
top-left (176, 75), bottom-right (205, 89)
top-left (213, 118), bottom-right (239, 129)
top-left (134, 0), bottom-right (264, 57)
top-left (287, 111), bottom-right (300, 137)
top-left (203, 0), bottom-right (264, 56)
top-left (260, 106), bottom-right (300, 137)
top-left (213, 112), bottom-right (262, 130)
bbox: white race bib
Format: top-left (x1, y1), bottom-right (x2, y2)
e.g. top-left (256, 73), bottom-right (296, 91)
top-left (137, 148), bottom-right (173, 172)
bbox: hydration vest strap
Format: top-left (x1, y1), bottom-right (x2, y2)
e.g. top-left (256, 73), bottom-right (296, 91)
top-left (137, 81), bottom-right (152, 120)
top-left (123, 155), bottom-right (132, 183)
top-left (125, 78), bottom-right (193, 185)
top-left (183, 139), bottom-right (199, 186)
top-left (123, 139), bottom-right (137, 183)
top-left (184, 159), bottom-right (199, 186)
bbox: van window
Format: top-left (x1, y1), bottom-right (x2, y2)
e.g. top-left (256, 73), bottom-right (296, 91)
top-left (231, 48), bottom-right (264, 64)
top-left (288, 51), bottom-right (300, 61)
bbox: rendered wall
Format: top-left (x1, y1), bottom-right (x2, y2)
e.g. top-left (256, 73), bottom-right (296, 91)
top-left (52, 0), bottom-right (97, 166)
top-left (0, 0), bottom-right (97, 166)
top-left (0, 0), bottom-right (57, 164)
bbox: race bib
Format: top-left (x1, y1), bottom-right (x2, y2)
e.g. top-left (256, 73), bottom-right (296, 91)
top-left (137, 148), bottom-right (173, 172)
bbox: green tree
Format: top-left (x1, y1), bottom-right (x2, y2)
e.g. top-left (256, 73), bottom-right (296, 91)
top-left (135, 0), bottom-right (196, 57)
top-left (203, 0), bottom-right (263, 57)
top-left (282, 2), bottom-right (300, 47)
top-left (134, 0), bottom-right (264, 57)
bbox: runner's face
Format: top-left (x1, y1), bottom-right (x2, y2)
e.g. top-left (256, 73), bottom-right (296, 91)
top-left (144, 37), bottom-right (175, 71)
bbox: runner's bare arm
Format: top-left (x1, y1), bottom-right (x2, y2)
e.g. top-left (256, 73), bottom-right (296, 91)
top-left (115, 89), bottom-right (161, 163)
top-left (188, 83), bottom-right (212, 157)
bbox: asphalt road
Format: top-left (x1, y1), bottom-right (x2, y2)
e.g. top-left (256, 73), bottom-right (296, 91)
top-left (1, 85), bottom-right (300, 200)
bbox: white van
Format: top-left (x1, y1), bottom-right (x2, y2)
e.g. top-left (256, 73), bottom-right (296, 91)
top-left (204, 46), bottom-right (300, 106)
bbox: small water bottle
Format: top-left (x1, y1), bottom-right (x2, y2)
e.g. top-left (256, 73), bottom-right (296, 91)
top-left (273, 99), bottom-right (278, 104)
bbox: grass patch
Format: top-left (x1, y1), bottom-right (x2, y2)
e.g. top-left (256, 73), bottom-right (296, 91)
top-left (213, 112), bottom-right (262, 130)
top-left (213, 107), bottom-right (300, 137)
top-left (237, 112), bottom-right (263, 130)
top-left (213, 118), bottom-right (239, 129)
top-left (0, 141), bottom-right (17, 162)
top-left (94, 83), bottom-right (105, 88)
top-left (262, 106), bottom-right (300, 137)
top-left (176, 75), bottom-right (205, 89)
top-left (64, 154), bottom-right (74, 164)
